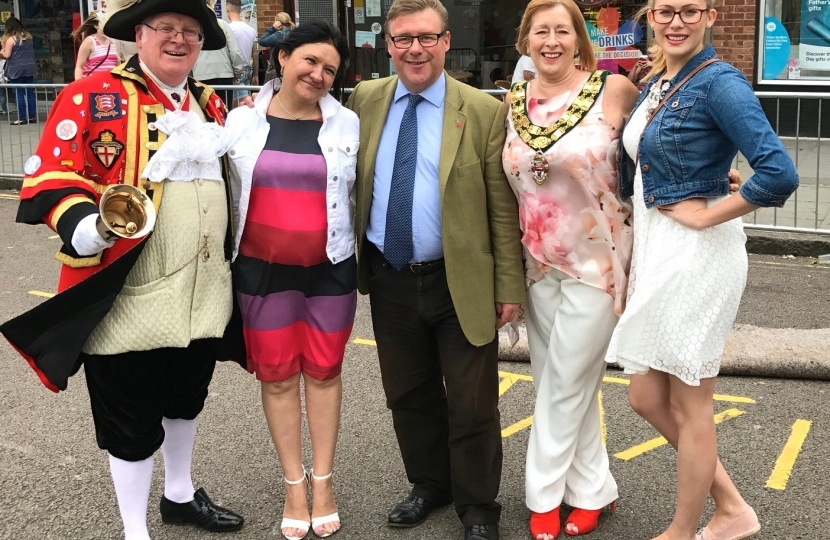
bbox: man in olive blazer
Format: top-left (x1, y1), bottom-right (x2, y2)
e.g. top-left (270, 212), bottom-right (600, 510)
top-left (346, 1), bottom-right (524, 539)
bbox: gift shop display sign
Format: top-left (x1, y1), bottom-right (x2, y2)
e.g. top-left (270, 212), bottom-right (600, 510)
top-left (800, 0), bottom-right (830, 69)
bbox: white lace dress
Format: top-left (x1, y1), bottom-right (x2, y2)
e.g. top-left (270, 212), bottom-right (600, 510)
top-left (604, 97), bottom-right (748, 386)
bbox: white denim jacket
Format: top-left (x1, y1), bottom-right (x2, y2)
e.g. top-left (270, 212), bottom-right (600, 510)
top-left (225, 83), bottom-right (359, 264)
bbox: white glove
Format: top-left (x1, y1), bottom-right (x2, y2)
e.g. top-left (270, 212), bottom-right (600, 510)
top-left (71, 214), bottom-right (115, 256)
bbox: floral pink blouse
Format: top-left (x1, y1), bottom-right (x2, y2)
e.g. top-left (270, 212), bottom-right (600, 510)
top-left (502, 78), bottom-right (633, 315)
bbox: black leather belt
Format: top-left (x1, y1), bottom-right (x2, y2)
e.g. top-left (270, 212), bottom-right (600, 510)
top-left (403, 258), bottom-right (445, 274)
top-left (368, 242), bottom-right (444, 274)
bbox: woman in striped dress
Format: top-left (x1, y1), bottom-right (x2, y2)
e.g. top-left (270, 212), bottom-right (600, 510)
top-left (72, 12), bottom-right (120, 80)
top-left (225, 20), bottom-right (358, 540)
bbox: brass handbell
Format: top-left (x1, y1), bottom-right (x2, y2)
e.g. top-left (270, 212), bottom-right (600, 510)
top-left (95, 184), bottom-right (157, 240)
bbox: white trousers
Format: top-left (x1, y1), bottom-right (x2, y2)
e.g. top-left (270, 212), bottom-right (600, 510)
top-left (525, 269), bottom-right (619, 512)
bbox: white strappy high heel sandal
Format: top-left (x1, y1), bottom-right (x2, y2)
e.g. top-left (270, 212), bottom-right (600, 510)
top-left (281, 467), bottom-right (310, 540)
top-left (310, 469), bottom-right (340, 538)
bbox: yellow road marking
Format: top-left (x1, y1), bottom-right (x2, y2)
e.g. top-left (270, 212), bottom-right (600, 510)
top-left (614, 408), bottom-right (746, 461)
top-left (766, 419), bottom-right (812, 491)
top-left (0, 194), bottom-right (18, 200)
top-left (352, 338), bottom-right (376, 346)
top-left (49, 235), bottom-right (59, 239)
top-left (502, 415), bottom-right (533, 438)
top-left (28, 290), bottom-right (55, 298)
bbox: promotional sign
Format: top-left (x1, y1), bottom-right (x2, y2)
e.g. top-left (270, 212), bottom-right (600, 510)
top-left (87, 0), bottom-right (108, 13)
top-left (800, 0), bottom-right (830, 69)
top-left (240, 0), bottom-right (257, 31)
top-left (585, 8), bottom-right (643, 73)
top-left (763, 17), bottom-right (791, 80)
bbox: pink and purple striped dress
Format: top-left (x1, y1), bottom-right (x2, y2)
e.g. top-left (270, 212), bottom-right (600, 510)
top-left (234, 116), bottom-right (357, 382)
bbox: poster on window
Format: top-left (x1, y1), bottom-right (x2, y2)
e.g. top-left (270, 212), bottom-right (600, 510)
top-left (88, 0), bottom-right (108, 13)
top-left (800, 0), bottom-right (830, 69)
top-left (585, 8), bottom-right (643, 73)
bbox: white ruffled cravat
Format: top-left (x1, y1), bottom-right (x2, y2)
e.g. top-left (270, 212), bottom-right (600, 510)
top-left (140, 110), bottom-right (236, 183)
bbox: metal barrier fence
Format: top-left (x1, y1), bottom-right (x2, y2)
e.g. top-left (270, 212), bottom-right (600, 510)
top-left (1, 83), bottom-right (828, 235)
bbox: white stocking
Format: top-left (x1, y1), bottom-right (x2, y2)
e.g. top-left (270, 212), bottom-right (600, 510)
top-left (161, 417), bottom-right (197, 503)
top-left (109, 454), bottom-right (154, 540)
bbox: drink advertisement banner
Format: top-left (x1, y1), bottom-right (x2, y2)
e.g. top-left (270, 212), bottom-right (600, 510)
top-left (585, 8), bottom-right (644, 73)
top-left (800, 0), bottom-right (830, 69)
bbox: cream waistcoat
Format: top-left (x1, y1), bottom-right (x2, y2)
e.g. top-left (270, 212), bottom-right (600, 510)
top-left (84, 102), bottom-right (232, 355)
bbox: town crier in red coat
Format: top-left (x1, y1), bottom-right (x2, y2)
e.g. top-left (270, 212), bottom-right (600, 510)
top-left (0, 0), bottom-right (247, 538)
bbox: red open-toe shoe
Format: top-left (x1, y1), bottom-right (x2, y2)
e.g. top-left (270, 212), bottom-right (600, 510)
top-left (530, 507), bottom-right (560, 539)
top-left (564, 501), bottom-right (616, 536)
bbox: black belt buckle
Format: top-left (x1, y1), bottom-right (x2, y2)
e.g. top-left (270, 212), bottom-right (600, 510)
top-left (407, 259), bottom-right (443, 274)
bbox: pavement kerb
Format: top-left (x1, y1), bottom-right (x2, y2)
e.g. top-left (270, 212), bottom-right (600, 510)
top-left (3, 179), bottom-right (828, 379)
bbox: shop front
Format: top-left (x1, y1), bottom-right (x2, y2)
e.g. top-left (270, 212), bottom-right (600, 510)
top-left (0, 0), bottom-right (79, 84)
top-left (344, 0), bottom-right (650, 89)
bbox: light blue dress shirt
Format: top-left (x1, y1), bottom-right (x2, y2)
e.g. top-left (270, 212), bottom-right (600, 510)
top-left (367, 73), bottom-right (446, 263)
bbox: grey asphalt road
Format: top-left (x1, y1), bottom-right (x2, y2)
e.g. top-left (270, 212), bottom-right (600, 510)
top-left (1, 191), bottom-right (828, 540)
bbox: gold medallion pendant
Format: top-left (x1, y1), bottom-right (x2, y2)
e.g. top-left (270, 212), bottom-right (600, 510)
top-left (530, 150), bottom-right (549, 185)
top-left (509, 71), bottom-right (607, 185)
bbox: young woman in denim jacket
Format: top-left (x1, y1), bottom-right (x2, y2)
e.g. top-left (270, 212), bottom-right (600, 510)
top-left (604, 0), bottom-right (798, 539)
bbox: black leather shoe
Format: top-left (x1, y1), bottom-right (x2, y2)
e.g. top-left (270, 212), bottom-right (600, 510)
top-left (464, 523), bottom-right (499, 540)
top-left (159, 488), bottom-right (244, 532)
top-left (387, 495), bottom-right (444, 528)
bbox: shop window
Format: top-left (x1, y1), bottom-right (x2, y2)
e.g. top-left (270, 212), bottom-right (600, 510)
top-left (758, 0), bottom-right (830, 85)
top-left (346, 0), bottom-right (647, 89)
top-left (21, 0), bottom-right (76, 83)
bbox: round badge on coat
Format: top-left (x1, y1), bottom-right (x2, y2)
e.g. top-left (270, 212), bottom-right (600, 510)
top-left (23, 155), bottom-right (42, 175)
top-left (56, 119), bottom-right (78, 141)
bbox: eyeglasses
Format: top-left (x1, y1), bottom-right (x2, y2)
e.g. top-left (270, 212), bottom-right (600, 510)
top-left (142, 23), bottom-right (204, 45)
top-left (388, 32), bottom-right (446, 49)
top-left (650, 8), bottom-right (709, 24)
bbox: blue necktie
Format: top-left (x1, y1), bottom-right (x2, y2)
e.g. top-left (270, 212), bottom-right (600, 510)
top-left (384, 93), bottom-right (423, 270)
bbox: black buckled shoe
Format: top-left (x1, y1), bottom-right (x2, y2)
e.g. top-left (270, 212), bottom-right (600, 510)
top-left (159, 488), bottom-right (244, 532)
top-left (464, 523), bottom-right (499, 540)
top-left (387, 495), bottom-right (445, 528)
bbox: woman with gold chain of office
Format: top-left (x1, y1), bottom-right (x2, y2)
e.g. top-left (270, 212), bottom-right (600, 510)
top-left (502, 0), bottom-right (639, 537)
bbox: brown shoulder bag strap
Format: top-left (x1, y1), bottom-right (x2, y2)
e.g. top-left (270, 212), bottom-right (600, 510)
top-left (643, 57), bottom-right (720, 130)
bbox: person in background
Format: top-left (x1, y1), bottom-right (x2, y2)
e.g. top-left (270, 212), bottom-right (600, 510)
top-left (225, 19), bottom-right (357, 540)
top-left (193, 3), bottom-right (245, 109)
top-left (225, 0), bottom-right (257, 104)
top-left (0, 16), bottom-right (38, 125)
top-left (347, 0), bottom-right (525, 538)
top-left (512, 54), bottom-right (537, 83)
top-left (0, 57), bottom-right (8, 114)
top-left (627, 52), bottom-right (652, 90)
top-left (72, 11), bottom-right (120, 80)
top-left (605, 0), bottom-right (799, 539)
top-left (259, 12), bottom-right (294, 79)
top-left (502, 0), bottom-right (639, 538)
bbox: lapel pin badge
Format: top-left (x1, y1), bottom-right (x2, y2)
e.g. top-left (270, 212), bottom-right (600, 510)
top-left (456, 121), bottom-right (461, 128)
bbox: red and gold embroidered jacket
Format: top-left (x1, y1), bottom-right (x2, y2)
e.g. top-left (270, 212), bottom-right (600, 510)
top-left (17, 55), bottom-right (230, 291)
top-left (1, 56), bottom-right (242, 392)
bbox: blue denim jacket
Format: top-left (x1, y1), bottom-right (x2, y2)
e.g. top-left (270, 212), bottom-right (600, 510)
top-left (619, 45), bottom-right (798, 209)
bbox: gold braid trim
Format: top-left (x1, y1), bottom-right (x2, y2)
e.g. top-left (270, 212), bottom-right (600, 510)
top-left (511, 70), bottom-right (607, 152)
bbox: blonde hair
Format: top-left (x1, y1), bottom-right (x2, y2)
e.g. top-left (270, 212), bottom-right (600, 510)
top-left (276, 12), bottom-right (295, 30)
top-left (639, 0), bottom-right (716, 80)
top-left (515, 0), bottom-right (596, 71)
top-left (384, 0), bottom-right (449, 35)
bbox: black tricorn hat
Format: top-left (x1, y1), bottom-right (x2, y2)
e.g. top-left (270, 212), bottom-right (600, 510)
top-left (102, 0), bottom-right (226, 50)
